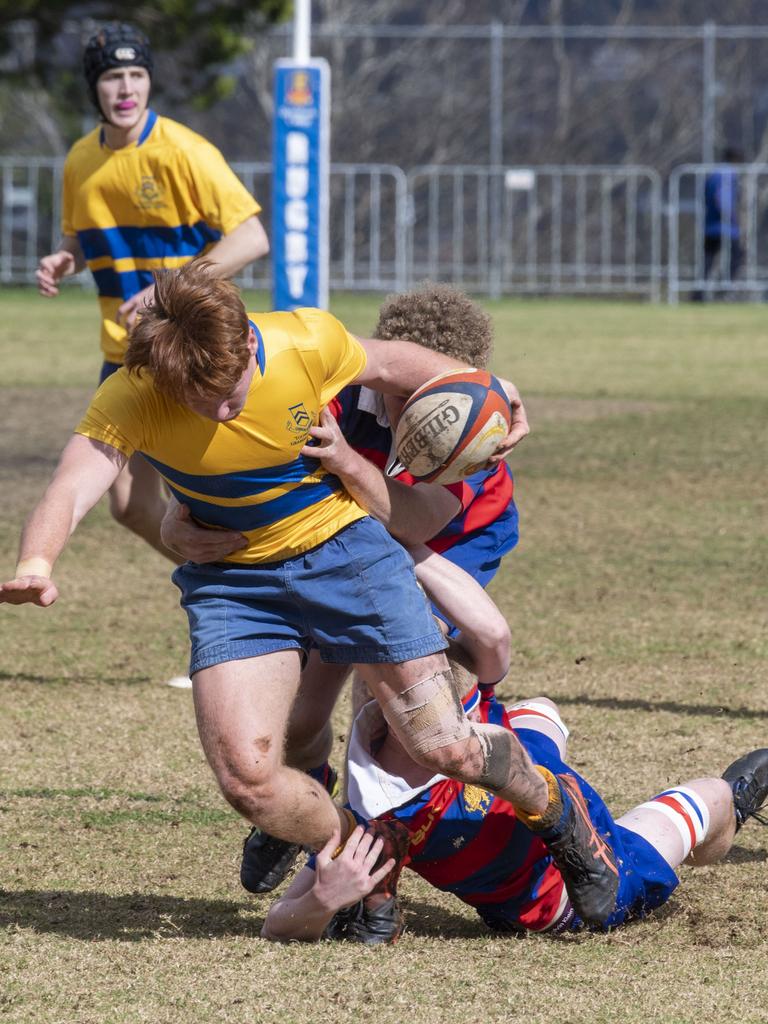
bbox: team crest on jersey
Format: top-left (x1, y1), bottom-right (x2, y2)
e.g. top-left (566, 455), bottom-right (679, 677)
top-left (286, 402), bottom-right (314, 445)
top-left (462, 786), bottom-right (493, 816)
top-left (135, 176), bottom-right (167, 210)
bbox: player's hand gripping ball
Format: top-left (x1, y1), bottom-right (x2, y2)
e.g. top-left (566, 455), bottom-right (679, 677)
top-left (394, 369), bottom-right (512, 484)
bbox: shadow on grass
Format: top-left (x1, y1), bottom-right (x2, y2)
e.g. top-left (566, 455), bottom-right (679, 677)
top-left (0, 887), bottom-right (487, 944)
top-left (549, 692), bottom-right (768, 721)
top-left (3, 882), bottom-right (760, 945)
top-left (0, 672), bottom-right (151, 686)
top-left (0, 888), bottom-right (264, 941)
top-left (401, 897), bottom-right (488, 940)
top-left (721, 844), bottom-right (768, 864)
top-left (401, 896), bottom-right (692, 941)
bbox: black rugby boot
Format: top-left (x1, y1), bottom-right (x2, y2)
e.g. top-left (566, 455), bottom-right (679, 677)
top-left (324, 901), bottom-right (363, 941)
top-left (324, 895), bottom-right (403, 945)
top-left (537, 772), bottom-right (620, 927)
top-left (348, 894), bottom-right (404, 945)
top-left (722, 748), bottom-right (768, 830)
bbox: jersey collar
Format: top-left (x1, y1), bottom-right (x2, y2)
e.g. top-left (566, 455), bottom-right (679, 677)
top-left (100, 108), bottom-right (158, 149)
top-left (248, 320), bottom-right (266, 376)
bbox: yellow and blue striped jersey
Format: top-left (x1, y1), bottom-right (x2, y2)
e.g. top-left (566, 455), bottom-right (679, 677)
top-left (62, 111), bottom-right (261, 365)
top-left (76, 308), bottom-right (368, 563)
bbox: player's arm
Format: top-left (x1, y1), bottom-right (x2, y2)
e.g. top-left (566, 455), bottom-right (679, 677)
top-left (36, 236), bottom-right (86, 297)
top-left (489, 374), bottom-right (530, 457)
top-left (0, 435), bottom-right (126, 607)
top-left (261, 827), bottom-right (393, 943)
top-left (409, 543), bottom-right (511, 686)
top-left (118, 216), bottom-right (269, 329)
top-left (355, 341), bottom-right (529, 454)
top-left (302, 408), bottom-right (461, 542)
top-left (199, 214), bottom-right (269, 276)
top-left (160, 495), bottom-right (247, 562)
top-left (354, 337), bottom-right (465, 396)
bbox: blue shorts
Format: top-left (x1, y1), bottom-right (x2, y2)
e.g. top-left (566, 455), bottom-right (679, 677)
top-left (172, 516), bottom-right (448, 675)
top-left (99, 361), bottom-right (122, 385)
top-left (484, 726), bottom-right (680, 932)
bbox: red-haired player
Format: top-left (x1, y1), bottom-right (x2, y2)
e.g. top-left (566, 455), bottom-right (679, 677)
top-left (160, 285), bottom-right (523, 922)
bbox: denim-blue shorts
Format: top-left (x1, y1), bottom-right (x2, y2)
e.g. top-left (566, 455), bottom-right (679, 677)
top-left (172, 516), bottom-right (448, 675)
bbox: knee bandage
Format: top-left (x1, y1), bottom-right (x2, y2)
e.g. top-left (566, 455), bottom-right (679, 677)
top-left (384, 671), bottom-right (470, 757)
top-left (640, 786), bottom-right (711, 859)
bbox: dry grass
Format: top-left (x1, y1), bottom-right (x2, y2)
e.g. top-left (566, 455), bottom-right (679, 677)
top-left (1, 289), bottom-right (767, 1023)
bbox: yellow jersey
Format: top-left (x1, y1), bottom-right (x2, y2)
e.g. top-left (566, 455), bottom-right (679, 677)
top-left (62, 111), bottom-right (261, 364)
top-left (76, 308), bottom-right (368, 563)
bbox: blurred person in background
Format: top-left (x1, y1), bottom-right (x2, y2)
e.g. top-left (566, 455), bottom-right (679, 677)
top-left (35, 22), bottom-right (269, 562)
top-left (694, 146), bottom-right (743, 301)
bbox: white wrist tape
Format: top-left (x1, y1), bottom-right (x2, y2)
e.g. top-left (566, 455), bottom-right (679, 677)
top-left (15, 557), bottom-right (53, 578)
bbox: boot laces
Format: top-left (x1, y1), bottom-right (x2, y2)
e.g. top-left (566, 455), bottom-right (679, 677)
top-left (733, 777), bottom-right (768, 827)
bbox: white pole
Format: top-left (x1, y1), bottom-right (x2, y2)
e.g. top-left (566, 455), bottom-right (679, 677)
top-left (293, 0), bottom-right (311, 63)
top-left (701, 20), bottom-right (716, 163)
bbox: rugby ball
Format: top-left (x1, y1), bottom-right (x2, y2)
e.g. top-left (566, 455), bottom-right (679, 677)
top-left (394, 369), bottom-right (512, 484)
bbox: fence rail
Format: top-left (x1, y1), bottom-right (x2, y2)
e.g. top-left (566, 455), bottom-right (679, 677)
top-left (407, 164), bottom-right (662, 301)
top-left (2, 156), bottom-right (763, 303)
top-left (0, 157), bottom-right (408, 295)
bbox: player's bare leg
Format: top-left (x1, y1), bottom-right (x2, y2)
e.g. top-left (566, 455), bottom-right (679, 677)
top-left (358, 654), bottom-right (620, 925)
top-left (358, 652), bottom-right (548, 811)
top-left (617, 778), bottom-right (736, 868)
top-left (240, 655), bottom-right (351, 893)
top-left (350, 673), bottom-right (373, 720)
top-left (193, 650), bottom-right (351, 850)
top-left (618, 749), bottom-right (768, 871)
top-left (108, 453), bottom-right (183, 563)
top-left (284, 654), bottom-right (351, 770)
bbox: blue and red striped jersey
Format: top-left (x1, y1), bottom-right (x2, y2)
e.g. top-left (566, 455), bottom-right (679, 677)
top-left (381, 697), bottom-right (567, 932)
top-left (346, 693), bottom-right (681, 934)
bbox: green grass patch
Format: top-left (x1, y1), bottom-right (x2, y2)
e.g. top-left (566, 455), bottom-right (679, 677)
top-left (1, 288), bottom-right (767, 1023)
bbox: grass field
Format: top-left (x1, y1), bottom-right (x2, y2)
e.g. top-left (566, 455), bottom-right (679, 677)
top-left (1, 288), bottom-right (767, 1024)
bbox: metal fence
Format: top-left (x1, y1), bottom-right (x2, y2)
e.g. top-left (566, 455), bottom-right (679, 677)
top-left (1, 158), bottom-right (63, 284)
top-left (267, 20), bottom-right (768, 169)
top-left (7, 154), bottom-right (768, 303)
top-left (407, 164), bottom-right (662, 301)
